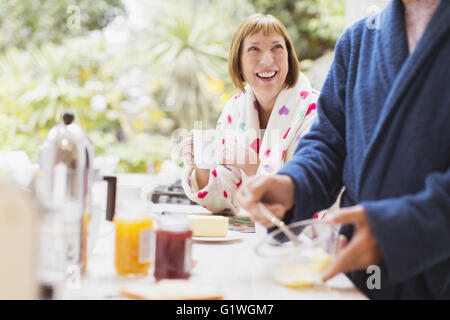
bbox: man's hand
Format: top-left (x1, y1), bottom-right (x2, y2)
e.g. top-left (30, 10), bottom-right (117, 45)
top-left (322, 205), bottom-right (382, 282)
top-left (235, 174), bottom-right (295, 227)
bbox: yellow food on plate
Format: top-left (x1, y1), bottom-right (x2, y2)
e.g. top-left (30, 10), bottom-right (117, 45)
top-left (273, 248), bottom-right (333, 288)
top-left (187, 215), bottom-right (228, 237)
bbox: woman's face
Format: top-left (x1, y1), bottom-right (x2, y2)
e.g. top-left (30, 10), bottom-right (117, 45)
top-left (240, 31), bottom-right (289, 105)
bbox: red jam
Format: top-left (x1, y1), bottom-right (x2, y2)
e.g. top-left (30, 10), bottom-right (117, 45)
top-left (153, 227), bottom-right (192, 281)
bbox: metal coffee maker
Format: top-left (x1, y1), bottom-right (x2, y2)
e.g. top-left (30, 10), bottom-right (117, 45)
top-left (38, 110), bottom-right (116, 280)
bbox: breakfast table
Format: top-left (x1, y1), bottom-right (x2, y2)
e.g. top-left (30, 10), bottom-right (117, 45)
top-left (59, 204), bottom-right (367, 300)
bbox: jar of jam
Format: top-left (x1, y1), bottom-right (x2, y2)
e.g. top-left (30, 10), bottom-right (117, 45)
top-left (153, 214), bottom-right (192, 281)
top-left (114, 200), bottom-right (153, 277)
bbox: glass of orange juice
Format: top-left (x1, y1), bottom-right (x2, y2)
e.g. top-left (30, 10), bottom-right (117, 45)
top-left (114, 200), bottom-right (153, 277)
top-left (82, 212), bottom-right (90, 274)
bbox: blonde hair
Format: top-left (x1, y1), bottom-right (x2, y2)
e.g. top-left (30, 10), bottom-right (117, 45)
top-left (228, 13), bottom-right (300, 93)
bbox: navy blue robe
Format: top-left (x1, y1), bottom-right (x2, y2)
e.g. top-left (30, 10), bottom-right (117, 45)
top-left (278, 0), bottom-right (450, 299)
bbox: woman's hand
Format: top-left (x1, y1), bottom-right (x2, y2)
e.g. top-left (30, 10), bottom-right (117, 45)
top-left (179, 132), bottom-right (195, 167)
top-left (235, 174), bottom-right (295, 227)
top-left (220, 139), bottom-right (260, 176)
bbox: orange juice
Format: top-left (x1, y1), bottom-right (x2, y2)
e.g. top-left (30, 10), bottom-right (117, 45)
top-left (114, 216), bottom-right (153, 277)
top-left (82, 212), bottom-right (90, 273)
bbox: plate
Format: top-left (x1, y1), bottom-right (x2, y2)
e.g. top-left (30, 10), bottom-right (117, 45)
top-left (193, 231), bottom-right (242, 242)
top-left (121, 280), bottom-right (224, 300)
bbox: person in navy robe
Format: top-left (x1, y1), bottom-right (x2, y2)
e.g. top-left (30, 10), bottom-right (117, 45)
top-left (236, 0), bottom-right (449, 299)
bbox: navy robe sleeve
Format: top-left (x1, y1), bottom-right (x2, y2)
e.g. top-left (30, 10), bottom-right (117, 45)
top-left (362, 168), bottom-right (450, 284)
top-left (277, 30), bottom-right (349, 223)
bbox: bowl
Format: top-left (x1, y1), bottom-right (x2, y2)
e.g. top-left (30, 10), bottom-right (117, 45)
top-left (255, 219), bottom-right (338, 288)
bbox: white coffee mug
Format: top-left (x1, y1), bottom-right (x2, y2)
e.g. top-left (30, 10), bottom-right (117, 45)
top-left (192, 129), bottom-right (221, 170)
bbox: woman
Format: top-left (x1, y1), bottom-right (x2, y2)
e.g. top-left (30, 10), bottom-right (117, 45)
top-left (180, 13), bottom-right (319, 214)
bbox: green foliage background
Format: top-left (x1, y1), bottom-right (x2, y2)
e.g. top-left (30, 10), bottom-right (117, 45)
top-left (0, 0), bottom-right (344, 173)
top-left (0, 0), bottom-right (124, 50)
top-left (250, 0), bottom-right (344, 59)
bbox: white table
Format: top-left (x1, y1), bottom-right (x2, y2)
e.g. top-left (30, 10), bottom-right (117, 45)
top-left (59, 207), bottom-right (367, 300)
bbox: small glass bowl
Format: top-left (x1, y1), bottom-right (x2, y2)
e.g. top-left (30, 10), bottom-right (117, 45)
top-left (255, 219), bottom-right (338, 288)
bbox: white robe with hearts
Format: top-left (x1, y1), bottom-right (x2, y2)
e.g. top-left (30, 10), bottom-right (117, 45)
top-left (181, 72), bottom-right (319, 215)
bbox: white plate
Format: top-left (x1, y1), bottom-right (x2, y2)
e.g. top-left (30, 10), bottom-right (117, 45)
top-left (193, 231), bottom-right (242, 242)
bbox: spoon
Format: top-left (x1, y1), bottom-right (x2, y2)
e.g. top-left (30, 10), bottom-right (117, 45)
top-left (257, 202), bottom-right (302, 246)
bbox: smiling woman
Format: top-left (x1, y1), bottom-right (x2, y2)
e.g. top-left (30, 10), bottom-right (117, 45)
top-left (240, 32), bottom-right (289, 123)
top-left (179, 13), bottom-right (320, 215)
top-left (228, 14), bottom-right (299, 96)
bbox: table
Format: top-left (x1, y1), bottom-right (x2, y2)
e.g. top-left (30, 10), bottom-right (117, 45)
top-left (59, 205), bottom-right (367, 300)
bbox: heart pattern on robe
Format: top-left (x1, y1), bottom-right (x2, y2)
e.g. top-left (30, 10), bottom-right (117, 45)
top-left (197, 191), bottom-right (208, 199)
top-left (306, 103), bottom-right (316, 116)
top-left (300, 90), bottom-right (309, 100)
top-left (250, 138), bottom-right (260, 154)
top-left (279, 105), bottom-right (290, 115)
